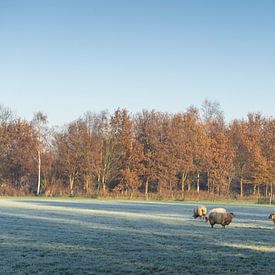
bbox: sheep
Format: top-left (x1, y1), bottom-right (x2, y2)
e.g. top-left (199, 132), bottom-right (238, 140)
top-left (205, 208), bottom-right (227, 222)
top-left (208, 212), bottom-right (235, 228)
top-left (193, 205), bottom-right (207, 219)
top-left (268, 213), bottom-right (275, 224)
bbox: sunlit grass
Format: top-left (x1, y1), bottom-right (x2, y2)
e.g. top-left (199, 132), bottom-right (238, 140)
top-left (223, 242), bottom-right (275, 253)
top-left (0, 199), bottom-right (190, 223)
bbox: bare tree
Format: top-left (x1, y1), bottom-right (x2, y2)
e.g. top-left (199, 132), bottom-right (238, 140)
top-left (31, 111), bottom-right (48, 195)
top-left (201, 99), bottom-right (224, 122)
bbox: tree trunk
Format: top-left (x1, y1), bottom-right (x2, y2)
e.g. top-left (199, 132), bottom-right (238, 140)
top-left (37, 150), bottom-right (41, 195)
top-left (169, 180), bottom-right (173, 199)
top-left (196, 172), bottom-right (200, 193)
top-left (265, 183), bottom-right (268, 197)
top-left (145, 178), bottom-right (149, 200)
top-left (253, 184), bottom-right (257, 196)
top-left (212, 180), bottom-right (215, 194)
top-left (187, 177), bottom-right (191, 192)
top-left (97, 174), bottom-right (101, 193)
top-left (130, 190), bottom-right (134, 199)
top-left (228, 177), bottom-right (232, 196)
top-left (181, 173), bottom-right (186, 199)
top-left (207, 172), bottom-right (210, 193)
top-left (240, 177), bottom-right (243, 198)
top-left (271, 182), bottom-right (273, 197)
top-left (102, 174), bottom-right (106, 195)
top-left (69, 175), bottom-right (74, 196)
top-left (84, 175), bottom-right (91, 194)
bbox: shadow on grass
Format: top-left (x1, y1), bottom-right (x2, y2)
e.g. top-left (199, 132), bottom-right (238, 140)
top-left (0, 200), bottom-right (274, 274)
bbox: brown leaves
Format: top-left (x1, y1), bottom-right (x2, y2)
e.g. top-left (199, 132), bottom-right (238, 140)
top-left (0, 106), bottom-right (274, 198)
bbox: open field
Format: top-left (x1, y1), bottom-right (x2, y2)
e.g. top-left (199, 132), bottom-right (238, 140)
top-left (0, 198), bottom-right (274, 274)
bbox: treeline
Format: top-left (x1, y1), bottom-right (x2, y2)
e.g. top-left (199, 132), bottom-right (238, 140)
top-left (0, 101), bottom-right (274, 199)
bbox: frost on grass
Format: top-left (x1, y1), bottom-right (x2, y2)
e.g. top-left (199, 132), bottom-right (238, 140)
top-left (0, 199), bottom-right (274, 274)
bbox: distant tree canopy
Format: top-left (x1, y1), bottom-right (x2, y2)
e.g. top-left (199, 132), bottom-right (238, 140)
top-left (0, 103), bottom-right (274, 199)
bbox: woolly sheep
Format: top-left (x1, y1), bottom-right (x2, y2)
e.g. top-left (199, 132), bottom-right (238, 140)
top-left (193, 205), bottom-right (207, 219)
top-left (208, 212), bottom-right (235, 228)
top-left (205, 208), bottom-right (227, 222)
top-left (268, 213), bottom-right (275, 224)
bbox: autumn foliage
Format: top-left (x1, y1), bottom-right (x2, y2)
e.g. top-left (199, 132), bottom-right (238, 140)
top-left (0, 104), bottom-right (274, 199)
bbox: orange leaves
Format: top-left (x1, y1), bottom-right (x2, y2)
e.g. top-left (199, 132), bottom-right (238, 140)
top-left (0, 106), bottom-right (274, 197)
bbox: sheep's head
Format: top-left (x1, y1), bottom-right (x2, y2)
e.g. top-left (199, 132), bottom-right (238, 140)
top-left (229, 212), bottom-right (235, 218)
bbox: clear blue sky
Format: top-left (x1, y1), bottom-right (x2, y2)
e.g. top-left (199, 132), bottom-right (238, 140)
top-left (0, 0), bottom-right (274, 125)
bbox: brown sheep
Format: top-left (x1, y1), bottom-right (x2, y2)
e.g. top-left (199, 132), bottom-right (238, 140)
top-left (193, 205), bottom-right (207, 219)
top-left (208, 212), bottom-right (235, 228)
top-left (268, 213), bottom-right (275, 224)
top-left (205, 208), bottom-right (227, 222)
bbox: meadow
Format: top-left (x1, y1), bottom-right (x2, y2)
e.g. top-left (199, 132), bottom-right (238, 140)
top-left (0, 198), bottom-right (274, 274)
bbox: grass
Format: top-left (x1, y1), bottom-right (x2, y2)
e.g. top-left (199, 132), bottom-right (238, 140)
top-left (0, 198), bottom-right (274, 274)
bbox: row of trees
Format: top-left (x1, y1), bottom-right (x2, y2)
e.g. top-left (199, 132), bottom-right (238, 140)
top-left (0, 101), bottom-right (274, 199)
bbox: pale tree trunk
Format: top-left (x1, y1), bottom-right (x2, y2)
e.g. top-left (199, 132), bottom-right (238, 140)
top-left (130, 188), bottom-right (134, 199)
top-left (97, 174), bottom-right (101, 193)
top-left (188, 182), bottom-right (191, 192)
top-left (181, 173), bottom-right (187, 199)
top-left (169, 180), bottom-right (173, 199)
top-left (84, 175), bottom-right (91, 194)
top-left (196, 172), bottom-right (200, 193)
top-left (271, 183), bottom-right (273, 197)
top-left (253, 184), bottom-right (257, 196)
top-left (37, 150), bottom-right (41, 195)
top-left (102, 174), bottom-right (106, 195)
top-left (99, 139), bottom-right (104, 194)
top-left (69, 175), bottom-right (74, 196)
top-left (187, 178), bottom-right (191, 192)
top-left (145, 178), bottom-right (149, 200)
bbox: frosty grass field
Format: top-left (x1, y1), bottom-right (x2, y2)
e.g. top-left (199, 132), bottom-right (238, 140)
top-left (0, 198), bottom-right (274, 274)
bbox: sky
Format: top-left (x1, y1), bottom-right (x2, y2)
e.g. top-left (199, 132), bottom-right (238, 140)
top-left (0, 0), bottom-right (274, 126)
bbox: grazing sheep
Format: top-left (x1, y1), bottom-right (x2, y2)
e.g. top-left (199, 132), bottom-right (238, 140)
top-left (208, 212), bottom-right (235, 228)
top-left (193, 205), bottom-right (207, 219)
top-left (205, 208), bottom-right (227, 222)
top-left (268, 213), bottom-right (275, 224)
